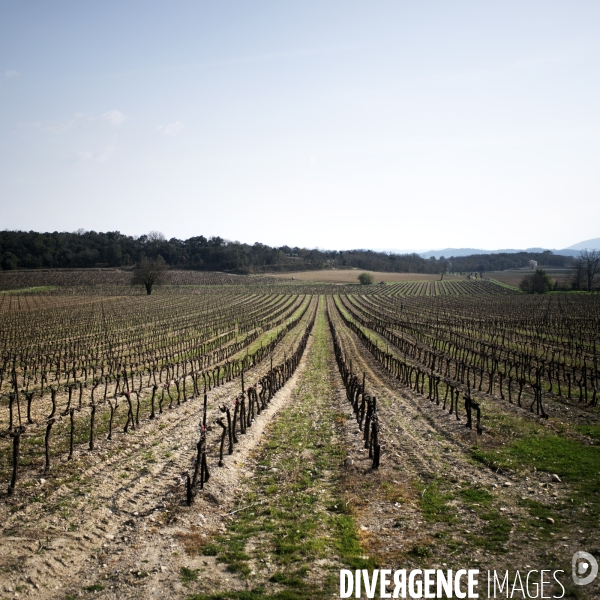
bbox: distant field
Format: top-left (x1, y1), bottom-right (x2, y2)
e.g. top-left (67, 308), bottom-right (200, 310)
top-left (272, 270), bottom-right (466, 283)
top-left (273, 267), bottom-right (574, 288)
top-left (488, 269), bottom-right (571, 287)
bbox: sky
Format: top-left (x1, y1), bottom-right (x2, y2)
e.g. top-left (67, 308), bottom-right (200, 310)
top-left (1, 1), bottom-right (599, 252)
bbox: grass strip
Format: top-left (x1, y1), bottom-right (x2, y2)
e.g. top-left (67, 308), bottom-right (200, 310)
top-left (188, 301), bottom-right (370, 599)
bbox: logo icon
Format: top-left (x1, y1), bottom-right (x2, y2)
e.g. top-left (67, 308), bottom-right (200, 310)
top-left (572, 551), bottom-right (598, 586)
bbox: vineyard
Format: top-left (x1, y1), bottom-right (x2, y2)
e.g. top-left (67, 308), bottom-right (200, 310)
top-left (0, 271), bottom-right (598, 599)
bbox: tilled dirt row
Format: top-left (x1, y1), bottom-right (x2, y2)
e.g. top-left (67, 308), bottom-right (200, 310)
top-left (0, 300), bottom-right (317, 599)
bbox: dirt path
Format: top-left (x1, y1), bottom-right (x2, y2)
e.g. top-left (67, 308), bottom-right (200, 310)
top-left (175, 299), bottom-right (371, 599)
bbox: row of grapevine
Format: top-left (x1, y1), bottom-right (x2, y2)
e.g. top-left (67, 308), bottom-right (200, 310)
top-left (380, 279), bottom-right (516, 297)
top-left (326, 301), bottom-right (381, 469)
top-left (186, 302), bottom-right (317, 501)
top-left (0, 293), bottom-right (317, 495)
top-left (330, 296), bottom-right (485, 433)
top-left (341, 291), bottom-right (599, 415)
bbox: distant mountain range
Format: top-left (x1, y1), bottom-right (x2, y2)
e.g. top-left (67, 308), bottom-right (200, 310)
top-left (564, 237), bottom-right (600, 251)
top-left (382, 237), bottom-right (600, 260)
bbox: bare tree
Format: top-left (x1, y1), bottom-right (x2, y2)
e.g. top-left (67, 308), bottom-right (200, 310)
top-left (132, 256), bottom-right (167, 295)
top-left (147, 231), bottom-right (165, 244)
top-left (439, 258), bottom-right (449, 280)
top-left (570, 257), bottom-right (585, 290)
top-left (580, 249), bottom-right (600, 292)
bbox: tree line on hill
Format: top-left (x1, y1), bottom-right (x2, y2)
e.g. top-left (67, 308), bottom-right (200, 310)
top-left (0, 229), bottom-right (574, 274)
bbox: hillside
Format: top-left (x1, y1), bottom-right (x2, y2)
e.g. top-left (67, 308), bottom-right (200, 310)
top-left (0, 229), bottom-right (574, 274)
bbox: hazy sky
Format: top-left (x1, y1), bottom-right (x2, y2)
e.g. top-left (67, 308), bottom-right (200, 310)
top-left (1, 1), bottom-right (599, 251)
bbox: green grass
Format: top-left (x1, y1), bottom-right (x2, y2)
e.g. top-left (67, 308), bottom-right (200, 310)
top-left (577, 424), bottom-right (600, 442)
top-left (457, 485), bottom-right (512, 553)
top-left (191, 301), bottom-right (369, 599)
top-left (473, 432), bottom-right (600, 533)
top-left (181, 566), bottom-right (198, 583)
top-left (459, 487), bottom-right (493, 506)
top-left (416, 476), bottom-right (514, 555)
top-left (473, 435), bottom-right (600, 493)
top-left (82, 583), bottom-right (104, 592)
top-left (418, 479), bottom-right (456, 524)
top-left (488, 279), bottom-right (520, 292)
top-left (0, 286), bottom-right (57, 294)
top-left (408, 545), bottom-right (431, 558)
top-left (474, 509), bottom-right (513, 552)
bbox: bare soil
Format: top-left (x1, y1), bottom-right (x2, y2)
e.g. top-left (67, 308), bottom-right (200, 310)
top-left (272, 271), bottom-right (466, 284)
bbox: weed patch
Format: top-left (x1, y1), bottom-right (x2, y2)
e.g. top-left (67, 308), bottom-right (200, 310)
top-left (473, 434), bottom-right (600, 524)
top-left (418, 480), bottom-right (455, 523)
top-left (82, 583), bottom-right (104, 592)
top-left (180, 566), bottom-right (198, 584)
